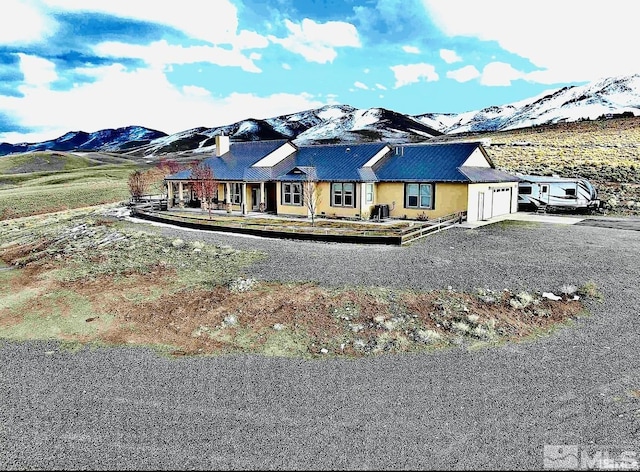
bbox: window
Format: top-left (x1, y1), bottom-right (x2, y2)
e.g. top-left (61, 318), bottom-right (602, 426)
top-left (331, 182), bottom-right (356, 207)
top-left (365, 183), bottom-right (374, 204)
top-left (519, 186), bottom-right (532, 195)
top-left (230, 183), bottom-right (242, 204)
top-left (565, 188), bottom-right (576, 196)
top-left (405, 183), bottom-right (433, 209)
top-left (541, 185), bottom-right (549, 193)
top-left (282, 182), bottom-right (302, 206)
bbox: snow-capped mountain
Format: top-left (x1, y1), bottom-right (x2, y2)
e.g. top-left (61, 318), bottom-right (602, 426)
top-left (1, 74), bottom-right (639, 157)
top-left (0, 126), bottom-right (167, 156)
top-left (123, 105), bottom-right (443, 156)
top-left (416, 74), bottom-right (640, 133)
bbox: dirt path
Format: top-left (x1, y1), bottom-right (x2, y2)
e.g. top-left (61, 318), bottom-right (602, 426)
top-left (1, 222), bottom-right (639, 470)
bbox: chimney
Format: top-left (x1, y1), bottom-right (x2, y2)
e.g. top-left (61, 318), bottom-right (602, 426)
top-left (215, 134), bottom-right (230, 157)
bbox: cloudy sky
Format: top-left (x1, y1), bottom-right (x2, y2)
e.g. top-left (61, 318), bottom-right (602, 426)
top-left (1, 0), bottom-right (638, 143)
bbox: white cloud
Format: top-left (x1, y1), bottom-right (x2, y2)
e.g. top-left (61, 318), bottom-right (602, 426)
top-left (439, 48), bottom-right (461, 64)
top-left (423, 0), bottom-right (640, 83)
top-left (402, 45), bottom-right (421, 54)
top-left (354, 81), bottom-right (369, 90)
top-left (390, 63), bottom-right (439, 88)
top-left (17, 54), bottom-right (58, 87)
top-left (42, 0), bottom-right (250, 46)
top-left (447, 65), bottom-right (480, 83)
top-left (364, 68), bottom-right (370, 74)
top-left (480, 62), bottom-right (524, 86)
top-left (268, 18), bottom-right (360, 63)
top-left (94, 40), bottom-right (263, 73)
top-left (375, 83), bottom-right (387, 90)
top-left (0, 0), bottom-right (57, 45)
top-left (282, 63), bottom-right (291, 70)
top-left (0, 59), bottom-right (326, 142)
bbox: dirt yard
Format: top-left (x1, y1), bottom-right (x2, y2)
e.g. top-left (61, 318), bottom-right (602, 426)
top-left (0, 205), bottom-right (591, 358)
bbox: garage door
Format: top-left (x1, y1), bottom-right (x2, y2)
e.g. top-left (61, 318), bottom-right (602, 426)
top-left (491, 187), bottom-right (512, 217)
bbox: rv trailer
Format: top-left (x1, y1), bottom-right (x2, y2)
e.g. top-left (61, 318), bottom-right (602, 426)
top-left (517, 175), bottom-right (600, 212)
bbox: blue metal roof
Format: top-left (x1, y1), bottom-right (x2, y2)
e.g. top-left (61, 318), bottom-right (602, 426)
top-left (166, 139), bottom-right (519, 185)
top-left (167, 139), bottom-right (291, 181)
top-left (374, 142), bottom-right (483, 182)
top-left (276, 143), bottom-right (389, 182)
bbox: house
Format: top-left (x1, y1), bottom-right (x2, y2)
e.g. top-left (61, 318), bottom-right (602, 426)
top-left (164, 136), bottom-right (519, 223)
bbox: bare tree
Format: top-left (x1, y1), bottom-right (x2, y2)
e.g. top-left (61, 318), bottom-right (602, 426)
top-left (127, 170), bottom-right (148, 202)
top-left (157, 158), bottom-right (182, 175)
top-left (302, 177), bottom-right (322, 226)
top-left (143, 167), bottom-right (168, 197)
top-left (190, 162), bottom-right (218, 219)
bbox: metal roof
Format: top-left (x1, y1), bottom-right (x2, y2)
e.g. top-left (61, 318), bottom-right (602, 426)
top-left (166, 139), bottom-right (291, 181)
top-left (459, 167), bottom-right (520, 183)
top-left (276, 143), bottom-right (389, 182)
top-left (166, 139), bottom-right (520, 185)
top-left (374, 142), bottom-right (484, 182)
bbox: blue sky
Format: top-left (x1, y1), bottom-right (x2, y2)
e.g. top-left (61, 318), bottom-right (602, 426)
top-left (1, 0), bottom-right (638, 143)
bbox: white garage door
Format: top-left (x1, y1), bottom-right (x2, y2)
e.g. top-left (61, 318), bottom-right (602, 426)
top-left (491, 187), bottom-right (512, 217)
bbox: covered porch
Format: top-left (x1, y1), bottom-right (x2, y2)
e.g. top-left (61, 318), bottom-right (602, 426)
top-left (166, 180), bottom-right (277, 215)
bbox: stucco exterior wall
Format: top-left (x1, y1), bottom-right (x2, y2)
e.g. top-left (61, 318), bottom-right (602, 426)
top-left (376, 182), bottom-right (469, 219)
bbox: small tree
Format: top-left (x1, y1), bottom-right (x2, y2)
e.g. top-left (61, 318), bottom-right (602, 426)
top-left (144, 167), bottom-right (168, 197)
top-left (127, 170), bottom-right (148, 202)
top-left (190, 162), bottom-right (218, 219)
top-left (157, 158), bottom-right (182, 175)
top-left (148, 159), bottom-right (186, 199)
top-left (302, 177), bottom-right (322, 226)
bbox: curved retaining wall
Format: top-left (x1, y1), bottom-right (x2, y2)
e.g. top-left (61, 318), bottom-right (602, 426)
top-left (131, 209), bottom-right (403, 246)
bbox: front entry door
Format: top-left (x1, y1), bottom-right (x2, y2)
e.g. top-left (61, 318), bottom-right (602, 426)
top-left (251, 187), bottom-right (260, 211)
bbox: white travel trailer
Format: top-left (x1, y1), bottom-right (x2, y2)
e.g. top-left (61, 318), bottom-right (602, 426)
top-left (517, 175), bottom-right (601, 212)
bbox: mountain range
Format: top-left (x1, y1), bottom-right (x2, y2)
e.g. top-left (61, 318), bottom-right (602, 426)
top-left (1, 74), bottom-right (639, 157)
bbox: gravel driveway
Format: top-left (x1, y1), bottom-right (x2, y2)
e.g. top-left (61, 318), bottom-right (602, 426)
top-left (1, 221), bottom-right (639, 470)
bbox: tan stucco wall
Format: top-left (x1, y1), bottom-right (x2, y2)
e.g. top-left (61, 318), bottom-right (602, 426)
top-left (376, 182), bottom-right (469, 219)
top-left (276, 182), bottom-right (376, 219)
top-left (276, 182), bottom-right (308, 217)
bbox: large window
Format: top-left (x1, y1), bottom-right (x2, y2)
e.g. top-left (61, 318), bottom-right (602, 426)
top-left (332, 182), bottom-right (355, 207)
top-left (282, 182), bottom-right (302, 205)
top-left (405, 183), bottom-right (433, 209)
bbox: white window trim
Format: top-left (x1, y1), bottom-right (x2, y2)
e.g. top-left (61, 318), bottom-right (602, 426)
top-left (405, 183), bottom-right (434, 209)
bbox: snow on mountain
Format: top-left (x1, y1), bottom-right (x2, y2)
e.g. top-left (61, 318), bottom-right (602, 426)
top-left (2, 74), bottom-right (639, 157)
top-left (0, 126), bottom-right (167, 156)
top-left (417, 74), bottom-right (640, 134)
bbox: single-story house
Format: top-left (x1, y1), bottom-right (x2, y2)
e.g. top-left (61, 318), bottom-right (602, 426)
top-left (165, 135), bottom-right (519, 223)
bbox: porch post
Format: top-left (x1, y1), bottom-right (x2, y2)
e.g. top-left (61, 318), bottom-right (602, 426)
top-left (241, 182), bottom-right (247, 215)
top-left (178, 181), bottom-right (184, 208)
top-left (167, 181), bottom-right (174, 207)
top-left (259, 182), bottom-right (265, 212)
top-left (225, 182), bottom-right (231, 212)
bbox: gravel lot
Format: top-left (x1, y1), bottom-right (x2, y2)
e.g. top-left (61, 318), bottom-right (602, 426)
top-left (1, 220), bottom-right (639, 470)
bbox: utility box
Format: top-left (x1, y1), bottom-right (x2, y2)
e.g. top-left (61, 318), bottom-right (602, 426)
top-left (372, 204), bottom-right (390, 220)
